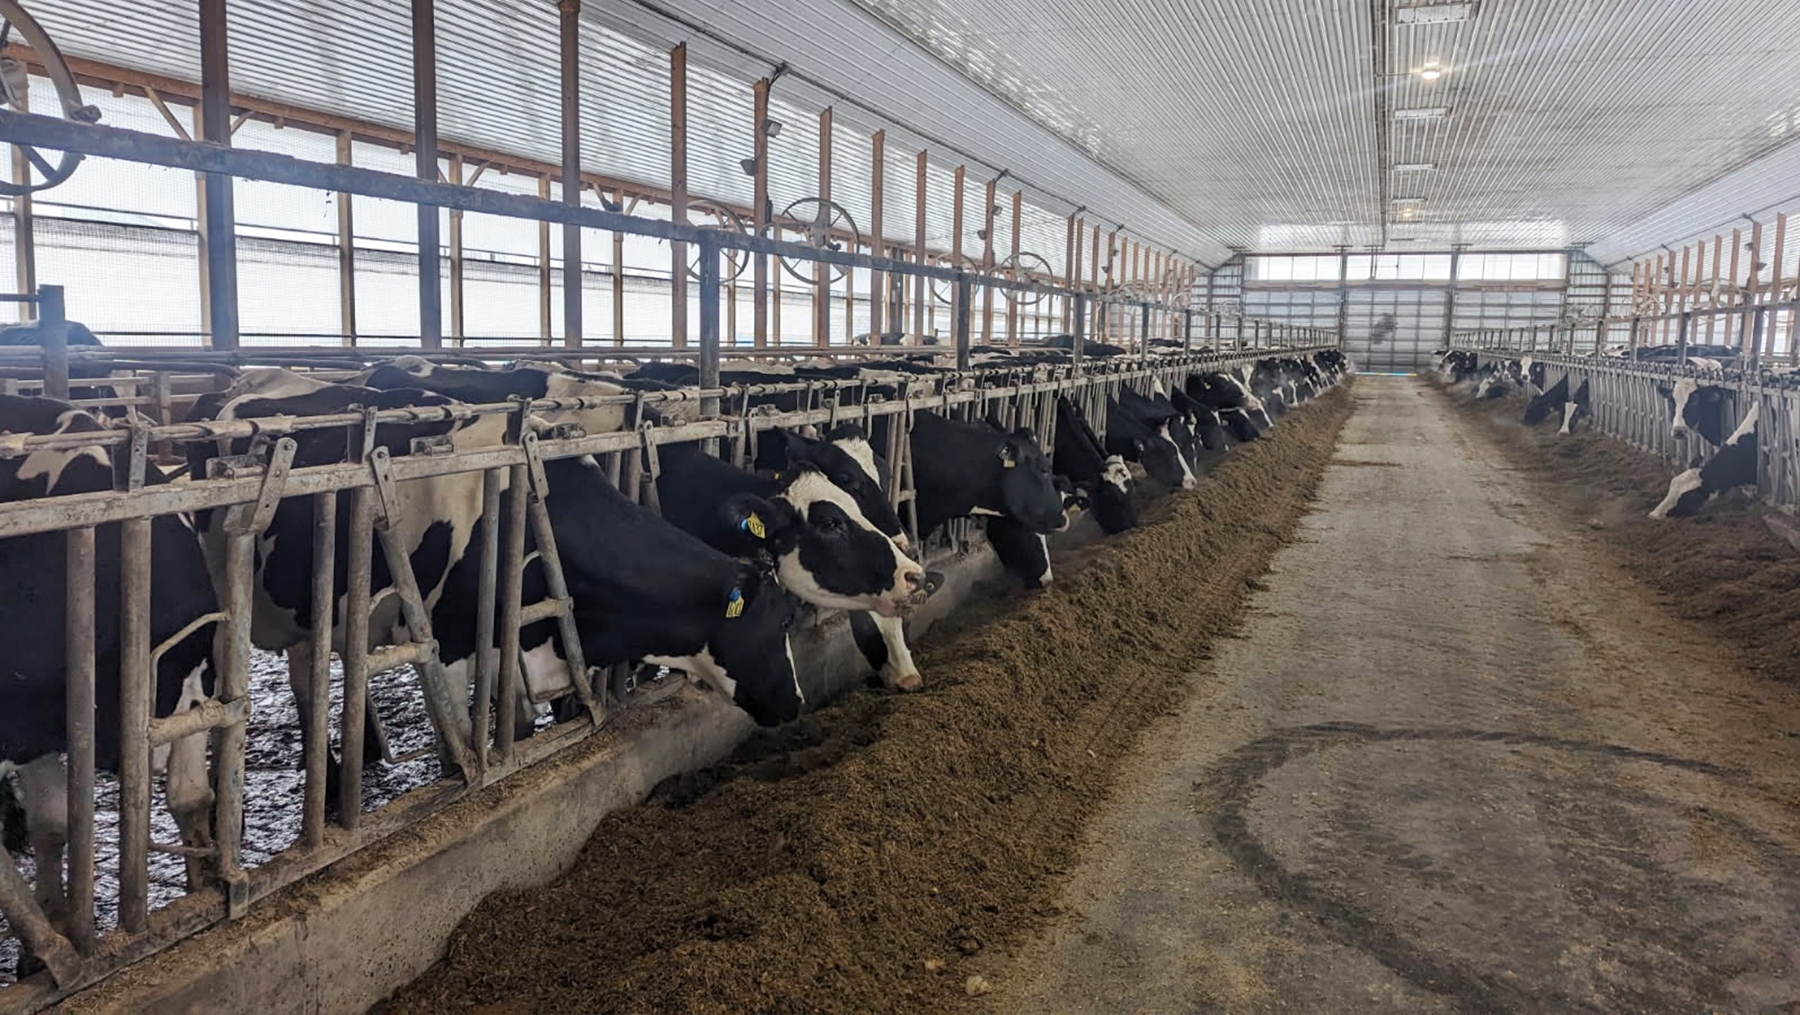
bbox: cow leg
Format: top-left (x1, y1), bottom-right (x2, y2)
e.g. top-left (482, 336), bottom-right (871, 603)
top-left (150, 660), bottom-right (217, 889)
top-left (849, 612), bottom-right (922, 692)
top-left (13, 755), bottom-right (68, 925)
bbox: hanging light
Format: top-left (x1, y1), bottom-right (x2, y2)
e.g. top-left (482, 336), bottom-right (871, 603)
top-left (1418, 61), bottom-right (1446, 81)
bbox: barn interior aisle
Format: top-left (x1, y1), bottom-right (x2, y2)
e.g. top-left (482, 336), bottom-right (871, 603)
top-left (998, 375), bottom-right (1800, 1013)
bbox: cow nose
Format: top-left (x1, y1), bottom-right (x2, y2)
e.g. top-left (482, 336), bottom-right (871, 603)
top-left (892, 533), bottom-right (911, 552)
top-left (903, 568), bottom-right (925, 589)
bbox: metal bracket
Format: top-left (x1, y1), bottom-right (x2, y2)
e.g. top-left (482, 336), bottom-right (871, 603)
top-left (219, 437), bottom-right (295, 535)
top-left (368, 446), bottom-right (401, 531)
top-left (409, 434), bottom-right (455, 456)
top-left (242, 437), bottom-right (295, 535)
top-left (522, 430), bottom-right (551, 501)
top-left (126, 419), bottom-right (150, 492)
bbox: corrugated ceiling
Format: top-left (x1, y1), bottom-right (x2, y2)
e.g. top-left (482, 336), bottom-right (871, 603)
top-left (23, 0), bottom-right (1230, 273)
top-left (18, 0), bottom-right (1798, 263)
top-left (847, 0), bottom-right (1800, 255)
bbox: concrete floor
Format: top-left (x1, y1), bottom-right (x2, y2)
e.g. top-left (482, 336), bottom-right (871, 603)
top-left (999, 375), bottom-right (1800, 1014)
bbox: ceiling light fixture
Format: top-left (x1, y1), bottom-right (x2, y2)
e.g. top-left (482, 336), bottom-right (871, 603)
top-left (1418, 61), bottom-right (1446, 81)
top-left (1394, 106), bottom-right (1450, 121)
top-left (1393, 162), bottom-right (1435, 171)
top-left (1395, 1), bottom-right (1478, 25)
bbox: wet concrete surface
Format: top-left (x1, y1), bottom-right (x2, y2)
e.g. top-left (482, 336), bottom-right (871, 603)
top-left (999, 376), bottom-right (1800, 1013)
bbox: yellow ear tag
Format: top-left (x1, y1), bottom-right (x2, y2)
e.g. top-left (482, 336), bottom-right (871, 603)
top-left (741, 512), bottom-right (767, 539)
top-left (1003, 459), bottom-right (1016, 468)
top-left (725, 588), bottom-right (745, 618)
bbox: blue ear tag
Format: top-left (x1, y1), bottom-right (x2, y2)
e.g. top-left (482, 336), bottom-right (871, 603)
top-left (725, 587), bottom-right (745, 618)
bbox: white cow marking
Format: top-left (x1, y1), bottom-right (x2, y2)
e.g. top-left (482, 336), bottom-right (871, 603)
top-left (644, 647), bottom-right (740, 701)
top-left (1649, 468), bottom-right (1706, 519)
top-left (776, 471), bottom-right (921, 614)
top-left (1560, 400), bottom-right (1580, 435)
top-left (1101, 455), bottom-right (1132, 493)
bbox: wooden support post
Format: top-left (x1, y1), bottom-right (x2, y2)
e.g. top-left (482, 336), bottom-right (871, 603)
top-left (537, 174), bottom-right (552, 343)
top-left (611, 187), bottom-right (625, 344)
top-left (1063, 213), bottom-right (1078, 332)
top-left (10, 82), bottom-right (32, 320)
top-left (979, 176), bottom-right (996, 345)
top-left (752, 79), bottom-right (771, 347)
top-left (1747, 221), bottom-right (1764, 354)
top-left (447, 153), bottom-right (464, 345)
top-left (950, 165), bottom-right (966, 346)
top-left (336, 131), bottom-right (356, 345)
top-left (558, 0), bottom-right (583, 348)
top-left (813, 108), bottom-right (834, 347)
top-left (669, 43), bottom-right (688, 349)
top-left (869, 130), bottom-right (885, 343)
top-left (198, 0), bottom-right (240, 349)
top-left (1007, 189), bottom-right (1022, 346)
top-left (913, 150), bottom-right (928, 340)
top-left (1707, 235), bottom-right (1723, 342)
top-left (412, 0), bottom-right (442, 347)
top-left (1767, 213), bottom-right (1786, 359)
top-left (1729, 227), bottom-right (1744, 323)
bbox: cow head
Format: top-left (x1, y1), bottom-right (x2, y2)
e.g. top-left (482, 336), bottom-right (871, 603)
top-left (758, 426), bottom-right (907, 550)
top-left (1091, 454), bottom-right (1138, 533)
top-left (708, 564), bottom-right (804, 726)
top-left (995, 428), bottom-right (1067, 534)
top-left (1658, 378), bottom-right (1731, 444)
top-left (762, 463), bottom-right (923, 616)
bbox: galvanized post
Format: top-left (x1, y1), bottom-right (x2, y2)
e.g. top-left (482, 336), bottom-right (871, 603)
top-left (558, 0), bottom-right (583, 347)
top-left (1749, 307), bottom-right (1766, 371)
top-left (1072, 292), bottom-right (1088, 373)
top-left (117, 515), bottom-right (152, 933)
top-left (954, 273), bottom-right (973, 371)
top-left (198, 0), bottom-right (240, 349)
top-left (1677, 311), bottom-right (1691, 365)
top-left (339, 486), bottom-right (374, 826)
top-left (301, 492), bottom-right (336, 848)
top-left (1182, 310), bottom-right (1193, 354)
top-left (698, 231), bottom-right (721, 417)
top-left (38, 283), bottom-right (68, 400)
top-left (496, 462), bottom-right (528, 761)
top-left (1139, 303), bottom-right (1150, 365)
top-left (473, 469), bottom-right (503, 771)
top-left (412, 0), bottom-right (442, 347)
top-left (214, 529), bottom-right (255, 912)
top-left (64, 525), bottom-right (96, 950)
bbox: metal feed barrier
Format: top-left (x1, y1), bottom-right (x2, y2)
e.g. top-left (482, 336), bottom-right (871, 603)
top-left (1442, 345), bottom-right (1800, 515)
top-left (0, 324), bottom-right (1336, 1009)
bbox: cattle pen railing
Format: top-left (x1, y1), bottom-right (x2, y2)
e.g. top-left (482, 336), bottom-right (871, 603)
top-left (0, 337), bottom-right (1336, 1011)
top-left (1442, 343), bottom-right (1800, 515)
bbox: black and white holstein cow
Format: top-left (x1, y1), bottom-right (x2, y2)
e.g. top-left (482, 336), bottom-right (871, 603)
top-left (1107, 388), bottom-right (1197, 491)
top-left (189, 368), bottom-right (804, 784)
top-left (1523, 374), bottom-right (1591, 434)
top-left (1185, 370), bottom-right (1273, 442)
top-left (350, 361), bottom-right (808, 723)
top-left (655, 436), bottom-right (926, 689)
top-left (854, 408), bottom-right (1066, 676)
top-left (1053, 395), bottom-right (1136, 534)
top-left (1650, 376), bottom-right (1759, 519)
top-left (0, 396), bottom-right (219, 968)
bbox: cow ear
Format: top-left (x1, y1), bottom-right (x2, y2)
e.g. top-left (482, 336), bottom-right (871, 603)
top-left (722, 494), bottom-right (793, 544)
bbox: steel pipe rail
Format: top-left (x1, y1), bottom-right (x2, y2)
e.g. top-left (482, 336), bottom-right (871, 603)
top-left (1443, 346), bottom-right (1800, 514)
top-left (0, 111), bottom-right (1182, 312)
